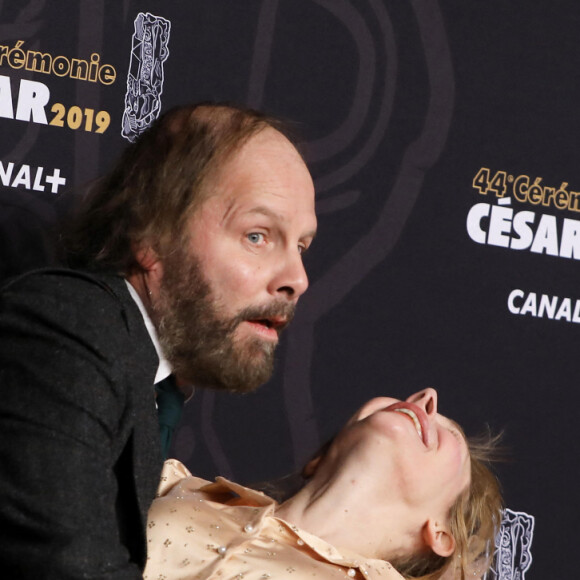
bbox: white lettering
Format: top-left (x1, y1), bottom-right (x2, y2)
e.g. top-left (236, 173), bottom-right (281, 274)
top-left (560, 218), bottom-right (580, 259)
top-left (0, 160), bottom-right (66, 194)
top-left (530, 214), bottom-right (559, 256)
top-left (11, 165), bottom-right (31, 189)
top-left (0, 161), bottom-right (14, 186)
top-left (45, 168), bottom-right (66, 193)
top-left (467, 202), bottom-right (580, 261)
top-left (508, 289), bottom-right (524, 314)
top-left (32, 167), bottom-right (45, 192)
top-left (574, 301), bottom-right (580, 323)
top-left (0, 75), bottom-right (14, 119)
top-left (555, 298), bottom-right (572, 322)
top-left (538, 294), bottom-right (558, 319)
top-left (488, 205), bottom-right (513, 247)
top-left (466, 203), bottom-right (490, 244)
top-left (510, 210), bottom-right (535, 250)
top-left (15, 78), bottom-right (49, 123)
top-left (520, 293), bottom-right (537, 316)
top-left (508, 289), bottom-right (580, 325)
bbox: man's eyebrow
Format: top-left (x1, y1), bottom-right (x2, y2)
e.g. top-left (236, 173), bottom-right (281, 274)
top-left (221, 204), bottom-right (280, 226)
top-left (244, 206), bottom-right (317, 240)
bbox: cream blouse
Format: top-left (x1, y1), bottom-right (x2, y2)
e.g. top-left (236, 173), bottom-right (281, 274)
top-left (145, 460), bottom-right (404, 580)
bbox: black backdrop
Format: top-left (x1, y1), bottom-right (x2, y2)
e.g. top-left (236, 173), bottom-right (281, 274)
top-left (2, 2), bottom-right (578, 578)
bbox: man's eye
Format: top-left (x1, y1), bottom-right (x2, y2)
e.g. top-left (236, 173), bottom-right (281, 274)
top-left (247, 232), bottom-right (265, 244)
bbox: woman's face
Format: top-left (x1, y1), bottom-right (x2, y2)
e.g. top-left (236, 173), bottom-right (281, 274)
top-left (324, 388), bottom-right (470, 522)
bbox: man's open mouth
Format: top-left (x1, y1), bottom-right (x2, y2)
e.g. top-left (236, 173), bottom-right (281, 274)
top-left (248, 316), bottom-right (287, 332)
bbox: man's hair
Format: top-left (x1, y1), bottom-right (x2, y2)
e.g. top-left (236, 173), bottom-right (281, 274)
top-left (64, 103), bottom-right (294, 273)
top-left (390, 433), bottom-right (503, 580)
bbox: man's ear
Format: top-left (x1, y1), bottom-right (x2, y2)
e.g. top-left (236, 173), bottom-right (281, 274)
top-left (423, 519), bottom-right (456, 557)
top-left (135, 244), bottom-right (161, 272)
top-left (129, 244), bottom-right (164, 302)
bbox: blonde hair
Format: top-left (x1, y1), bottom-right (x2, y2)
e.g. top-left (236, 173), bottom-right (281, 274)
top-left (392, 433), bottom-right (503, 579)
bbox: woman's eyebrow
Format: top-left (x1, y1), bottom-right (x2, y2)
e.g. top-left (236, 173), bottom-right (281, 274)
top-left (450, 418), bottom-right (464, 434)
top-left (445, 417), bottom-right (467, 440)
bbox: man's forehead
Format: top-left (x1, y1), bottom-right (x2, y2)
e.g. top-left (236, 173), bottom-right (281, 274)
top-left (190, 125), bottom-right (316, 235)
top-left (230, 127), bottom-right (303, 167)
top-left (202, 132), bottom-right (305, 193)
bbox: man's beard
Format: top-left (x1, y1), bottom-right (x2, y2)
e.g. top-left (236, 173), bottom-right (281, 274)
top-left (150, 252), bottom-right (295, 393)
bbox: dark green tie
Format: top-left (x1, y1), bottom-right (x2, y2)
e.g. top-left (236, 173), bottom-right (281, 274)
top-left (155, 375), bottom-right (185, 459)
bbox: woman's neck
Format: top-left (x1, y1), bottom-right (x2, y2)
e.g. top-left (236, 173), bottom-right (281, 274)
top-left (274, 473), bottom-right (419, 561)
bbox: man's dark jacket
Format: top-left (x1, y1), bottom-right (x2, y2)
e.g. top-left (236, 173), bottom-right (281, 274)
top-left (0, 269), bottom-right (163, 578)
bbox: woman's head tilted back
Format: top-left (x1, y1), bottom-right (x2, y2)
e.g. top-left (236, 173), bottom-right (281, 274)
top-left (390, 429), bottom-right (502, 579)
top-left (303, 388), bottom-right (502, 580)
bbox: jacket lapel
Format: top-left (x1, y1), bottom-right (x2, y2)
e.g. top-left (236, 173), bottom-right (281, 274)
top-left (105, 275), bottom-right (163, 531)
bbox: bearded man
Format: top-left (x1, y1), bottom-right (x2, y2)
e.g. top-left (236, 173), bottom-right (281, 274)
top-left (0, 103), bottom-right (317, 579)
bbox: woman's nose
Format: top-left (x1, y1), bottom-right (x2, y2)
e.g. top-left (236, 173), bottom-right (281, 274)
top-left (406, 387), bottom-right (438, 416)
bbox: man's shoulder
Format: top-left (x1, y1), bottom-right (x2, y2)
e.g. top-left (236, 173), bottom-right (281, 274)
top-left (0, 267), bottom-right (141, 336)
top-left (2, 267), bottom-right (124, 296)
top-left (0, 267), bottom-right (157, 374)
top-left (0, 267), bottom-right (133, 313)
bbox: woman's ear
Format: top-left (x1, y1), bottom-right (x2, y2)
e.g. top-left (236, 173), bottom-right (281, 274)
top-left (301, 438), bottom-right (334, 479)
top-left (301, 455), bottom-right (322, 478)
top-left (423, 519), bottom-right (456, 557)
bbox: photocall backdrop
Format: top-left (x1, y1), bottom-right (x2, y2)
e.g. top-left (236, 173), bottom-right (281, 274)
top-left (1, 1), bottom-right (576, 577)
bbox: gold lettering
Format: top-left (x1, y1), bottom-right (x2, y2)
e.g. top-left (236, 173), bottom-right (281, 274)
top-left (52, 55), bottom-right (71, 77)
top-left (527, 178), bottom-right (543, 205)
top-left (98, 64), bottom-right (116, 85)
top-left (25, 51), bottom-right (52, 74)
top-left (88, 53), bottom-right (100, 82)
top-left (553, 183), bottom-right (570, 210)
top-left (0, 45), bottom-right (9, 66)
top-left (69, 58), bottom-right (89, 80)
top-left (7, 40), bottom-right (26, 69)
top-left (513, 175), bottom-right (529, 203)
top-left (568, 191), bottom-right (580, 213)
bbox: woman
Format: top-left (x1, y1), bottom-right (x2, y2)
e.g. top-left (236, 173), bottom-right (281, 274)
top-left (144, 388), bottom-right (502, 579)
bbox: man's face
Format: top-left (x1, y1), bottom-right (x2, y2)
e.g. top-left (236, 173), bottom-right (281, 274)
top-left (152, 128), bottom-right (317, 392)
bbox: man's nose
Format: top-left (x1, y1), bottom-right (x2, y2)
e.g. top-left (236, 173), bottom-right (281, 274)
top-left (406, 387), bottom-right (438, 416)
top-left (269, 251), bottom-right (309, 300)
